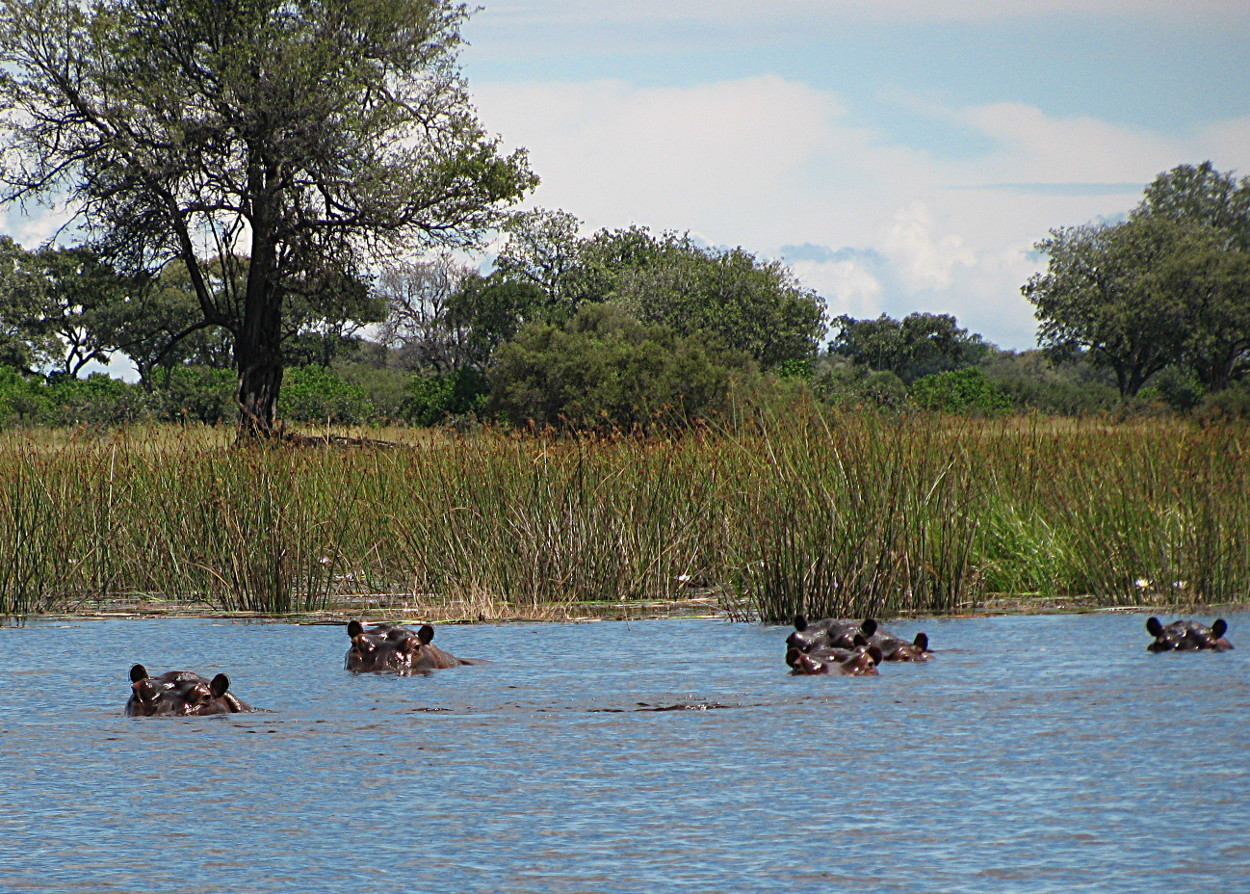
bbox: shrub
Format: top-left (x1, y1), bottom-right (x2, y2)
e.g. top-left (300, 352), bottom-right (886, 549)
top-left (488, 303), bottom-right (751, 432)
top-left (910, 367), bottom-right (1012, 413)
top-left (401, 367), bottom-right (490, 426)
top-left (280, 366), bottom-right (372, 424)
top-left (152, 365), bottom-right (236, 424)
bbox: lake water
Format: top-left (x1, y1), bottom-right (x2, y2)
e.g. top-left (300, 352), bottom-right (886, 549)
top-left (1, 612), bottom-right (1246, 893)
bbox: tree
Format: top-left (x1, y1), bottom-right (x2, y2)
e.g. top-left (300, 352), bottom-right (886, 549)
top-left (492, 219), bottom-right (826, 370)
top-left (829, 312), bottom-right (990, 384)
top-left (0, 236), bottom-right (58, 372)
top-left (1024, 217), bottom-right (1194, 398)
top-left (488, 303), bottom-right (753, 432)
top-left (16, 245), bottom-right (136, 378)
top-left (1134, 162), bottom-right (1250, 391)
top-left (0, 0), bottom-right (536, 437)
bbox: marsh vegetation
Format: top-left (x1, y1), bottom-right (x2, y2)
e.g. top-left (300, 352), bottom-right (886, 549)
top-left (3, 410), bottom-right (1247, 621)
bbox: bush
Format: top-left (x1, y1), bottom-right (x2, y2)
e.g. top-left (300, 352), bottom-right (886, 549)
top-left (488, 303), bottom-right (752, 432)
top-left (43, 373), bottom-right (156, 426)
top-left (1140, 366), bottom-right (1205, 412)
top-left (0, 367), bottom-right (52, 424)
top-left (910, 367), bottom-right (1012, 413)
top-left (151, 365), bottom-right (236, 424)
top-left (280, 366), bottom-right (372, 424)
top-left (401, 367), bottom-right (490, 426)
top-left (810, 359), bottom-right (909, 410)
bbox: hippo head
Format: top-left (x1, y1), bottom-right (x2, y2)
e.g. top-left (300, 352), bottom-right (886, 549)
top-left (786, 645), bottom-right (882, 676)
top-left (786, 615), bottom-right (875, 653)
top-left (887, 632), bottom-right (932, 662)
top-left (1146, 617), bottom-right (1233, 652)
top-left (126, 664), bottom-right (247, 717)
top-left (345, 620), bottom-right (456, 673)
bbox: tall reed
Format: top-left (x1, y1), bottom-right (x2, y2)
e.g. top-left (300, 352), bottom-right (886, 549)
top-left (1, 415), bottom-right (1247, 620)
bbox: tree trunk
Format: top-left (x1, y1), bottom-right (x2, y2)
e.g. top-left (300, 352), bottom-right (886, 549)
top-left (235, 221), bottom-right (284, 440)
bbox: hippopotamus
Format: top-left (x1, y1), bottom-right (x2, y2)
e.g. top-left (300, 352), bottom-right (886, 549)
top-left (125, 664), bottom-right (251, 717)
top-left (786, 644), bottom-right (883, 676)
top-left (787, 615), bottom-right (931, 661)
top-left (786, 615), bottom-right (868, 653)
top-left (861, 619), bottom-right (932, 662)
top-left (345, 620), bottom-right (482, 673)
top-left (1145, 617), bottom-right (1233, 652)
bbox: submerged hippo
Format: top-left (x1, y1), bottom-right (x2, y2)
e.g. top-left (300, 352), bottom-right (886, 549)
top-left (786, 615), bottom-right (868, 653)
top-left (345, 620), bottom-right (482, 674)
top-left (125, 664), bottom-right (251, 717)
top-left (786, 644), bottom-right (883, 676)
top-left (1145, 617), bottom-right (1233, 652)
top-left (787, 615), bottom-right (931, 661)
top-left (861, 619), bottom-right (932, 662)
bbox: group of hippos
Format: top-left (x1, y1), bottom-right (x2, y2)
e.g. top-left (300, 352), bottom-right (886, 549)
top-left (124, 613), bottom-right (1235, 717)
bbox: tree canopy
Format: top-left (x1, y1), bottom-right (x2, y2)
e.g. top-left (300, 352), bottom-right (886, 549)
top-left (1026, 162), bottom-right (1250, 398)
top-left (829, 312), bottom-right (990, 384)
top-left (0, 0), bottom-right (536, 436)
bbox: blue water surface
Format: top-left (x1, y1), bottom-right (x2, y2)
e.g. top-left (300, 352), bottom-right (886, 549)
top-left (0, 612), bottom-right (1246, 893)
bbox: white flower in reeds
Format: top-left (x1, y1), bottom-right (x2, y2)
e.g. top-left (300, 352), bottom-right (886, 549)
top-left (319, 556), bottom-right (332, 565)
top-left (1135, 578), bottom-right (1151, 589)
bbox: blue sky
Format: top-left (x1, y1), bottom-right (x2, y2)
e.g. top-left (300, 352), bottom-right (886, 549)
top-left (458, 0), bottom-right (1250, 349)
top-left (2, 0), bottom-right (1246, 355)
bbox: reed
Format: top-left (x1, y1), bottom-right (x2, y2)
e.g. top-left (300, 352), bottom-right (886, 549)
top-left (1, 414), bottom-right (1247, 620)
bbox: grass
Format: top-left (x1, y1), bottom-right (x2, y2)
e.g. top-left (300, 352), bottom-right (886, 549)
top-left (2, 411), bottom-right (1248, 622)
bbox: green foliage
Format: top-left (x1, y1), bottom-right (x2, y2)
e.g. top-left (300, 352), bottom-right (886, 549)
top-left (1027, 162), bottom-right (1250, 399)
top-left (401, 368), bottom-right (489, 426)
top-left (910, 367), bottom-right (1012, 414)
top-left (1139, 366), bottom-right (1206, 412)
top-left (0, 0), bottom-right (537, 436)
top-left (279, 366), bottom-right (372, 425)
top-left (830, 312), bottom-right (991, 384)
top-left (488, 303), bottom-right (752, 432)
top-left (979, 349), bottom-right (1119, 414)
top-left (0, 367), bottom-right (51, 424)
top-left (810, 360), bottom-right (910, 410)
top-left (153, 366), bottom-right (236, 425)
top-left (491, 215), bottom-right (825, 370)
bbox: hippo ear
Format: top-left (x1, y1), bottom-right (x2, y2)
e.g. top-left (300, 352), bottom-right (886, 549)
top-left (417, 624), bottom-right (435, 644)
top-left (785, 647), bottom-right (802, 668)
top-left (793, 614), bottom-right (808, 632)
top-left (129, 664), bottom-right (149, 683)
top-left (347, 620), bottom-right (364, 638)
top-left (861, 619), bottom-right (878, 637)
top-left (1212, 619), bottom-right (1228, 638)
top-left (1146, 617), bottom-right (1163, 637)
top-left (210, 674), bottom-right (230, 697)
top-left (914, 632), bottom-right (929, 651)
top-left (868, 646), bottom-right (884, 664)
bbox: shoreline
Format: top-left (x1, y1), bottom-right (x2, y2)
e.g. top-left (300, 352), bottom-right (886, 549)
top-left (8, 593), bottom-right (1246, 626)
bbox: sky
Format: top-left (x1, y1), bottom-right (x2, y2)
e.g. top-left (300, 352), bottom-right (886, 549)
top-left (457, 0), bottom-right (1250, 350)
top-left (2, 0), bottom-right (1247, 358)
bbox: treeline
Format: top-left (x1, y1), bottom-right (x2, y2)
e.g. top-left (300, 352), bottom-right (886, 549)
top-left (3, 163), bottom-right (1250, 431)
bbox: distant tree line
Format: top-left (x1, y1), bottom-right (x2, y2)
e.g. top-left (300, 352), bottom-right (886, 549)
top-left (4, 163), bottom-right (1250, 431)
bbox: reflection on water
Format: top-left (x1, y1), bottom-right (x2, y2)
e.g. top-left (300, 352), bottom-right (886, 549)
top-left (1, 613), bottom-right (1246, 893)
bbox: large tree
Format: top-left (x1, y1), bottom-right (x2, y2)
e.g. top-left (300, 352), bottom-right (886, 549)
top-left (1027, 162), bottom-right (1250, 398)
top-left (1024, 216), bottom-right (1195, 398)
top-left (492, 216), bottom-right (826, 370)
top-left (829, 312), bottom-right (990, 384)
top-left (0, 0), bottom-right (536, 437)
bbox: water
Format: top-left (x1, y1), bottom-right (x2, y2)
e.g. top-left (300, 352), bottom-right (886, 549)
top-left (1, 613), bottom-right (1247, 893)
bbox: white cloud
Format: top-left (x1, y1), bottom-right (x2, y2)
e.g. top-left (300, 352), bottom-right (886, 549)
top-left (480, 0), bottom-right (1250, 27)
top-left (474, 74), bottom-right (1250, 349)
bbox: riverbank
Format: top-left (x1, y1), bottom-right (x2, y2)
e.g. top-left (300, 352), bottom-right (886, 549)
top-left (4, 414), bottom-right (1249, 621)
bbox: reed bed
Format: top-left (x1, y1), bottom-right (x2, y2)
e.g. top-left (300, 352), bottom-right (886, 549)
top-left (1, 413), bottom-right (1247, 621)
